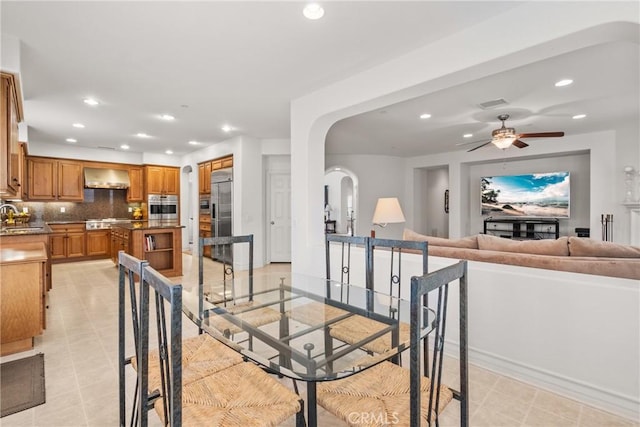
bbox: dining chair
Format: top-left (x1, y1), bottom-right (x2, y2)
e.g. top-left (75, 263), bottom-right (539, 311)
top-left (199, 235), bottom-right (282, 349)
top-left (317, 260), bottom-right (469, 427)
top-left (285, 234), bottom-right (368, 328)
top-left (118, 251), bottom-right (305, 427)
top-left (329, 238), bottom-right (428, 362)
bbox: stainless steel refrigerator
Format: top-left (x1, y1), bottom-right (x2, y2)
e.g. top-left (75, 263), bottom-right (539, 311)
top-left (211, 168), bottom-right (233, 263)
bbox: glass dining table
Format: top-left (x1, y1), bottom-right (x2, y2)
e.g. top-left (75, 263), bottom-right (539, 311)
top-left (181, 271), bottom-right (434, 427)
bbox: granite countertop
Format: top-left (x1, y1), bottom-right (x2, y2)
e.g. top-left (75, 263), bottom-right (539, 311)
top-left (110, 220), bottom-right (184, 231)
top-left (0, 221), bottom-right (52, 236)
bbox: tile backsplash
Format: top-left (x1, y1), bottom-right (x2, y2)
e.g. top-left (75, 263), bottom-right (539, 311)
top-left (11, 189), bottom-right (141, 222)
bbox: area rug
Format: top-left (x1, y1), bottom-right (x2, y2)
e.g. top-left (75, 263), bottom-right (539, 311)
top-left (0, 353), bottom-right (46, 417)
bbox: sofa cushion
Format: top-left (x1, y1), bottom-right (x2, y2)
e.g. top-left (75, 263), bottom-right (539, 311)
top-left (568, 237), bottom-right (640, 258)
top-left (477, 234), bottom-right (569, 256)
top-left (402, 229), bottom-right (478, 249)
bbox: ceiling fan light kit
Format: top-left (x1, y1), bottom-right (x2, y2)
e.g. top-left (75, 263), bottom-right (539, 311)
top-left (469, 113), bottom-right (564, 152)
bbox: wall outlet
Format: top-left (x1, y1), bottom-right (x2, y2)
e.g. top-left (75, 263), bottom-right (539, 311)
top-left (60, 207), bottom-right (65, 213)
top-left (22, 207), bottom-right (28, 213)
top-left (128, 207), bottom-right (133, 212)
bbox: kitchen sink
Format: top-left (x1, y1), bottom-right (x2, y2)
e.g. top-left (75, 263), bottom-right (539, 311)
top-left (1, 226), bottom-right (44, 234)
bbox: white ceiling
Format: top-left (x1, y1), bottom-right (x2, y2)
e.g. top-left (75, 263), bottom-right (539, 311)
top-left (2, 2), bottom-right (638, 158)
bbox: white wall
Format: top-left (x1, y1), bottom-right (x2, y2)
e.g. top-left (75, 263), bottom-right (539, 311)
top-left (468, 153), bottom-right (590, 237)
top-left (326, 154), bottom-right (406, 239)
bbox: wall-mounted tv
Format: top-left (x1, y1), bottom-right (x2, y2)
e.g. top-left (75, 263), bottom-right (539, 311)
top-left (481, 172), bottom-right (570, 218)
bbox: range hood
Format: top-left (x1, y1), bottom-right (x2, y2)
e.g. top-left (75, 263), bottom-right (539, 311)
top-left (84, 168), bottom-right (130, 189)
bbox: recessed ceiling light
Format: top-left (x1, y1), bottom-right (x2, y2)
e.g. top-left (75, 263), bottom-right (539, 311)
top-left (303, 3), bottom-right (324, 20)
top-left (83, 98), bottom-right (99, 106)
top-left (159, 114), bottom-right (175, 121)
top-left (66, 138), bottom-right (77, 143)
top-left (221, 125), bottom-right (233, 132)
top-left (165, 149), bottom-right (173, 155)
top-left (572, 114), bottom-right (587, 119)
top-left (188, 140), bottom-right (200, 145)
top-left (419, 113), bottom-right (432, 119)
top-left (120, 144), bottom-right (130, 150)
top-left (72, 123), bottom-right (85, 128)
top-left (463, 133), bottom-right (473, 138)
top-left (555, 79), bottom-right (573, 87)
top-left (136, 133), bottom-right (150, 138)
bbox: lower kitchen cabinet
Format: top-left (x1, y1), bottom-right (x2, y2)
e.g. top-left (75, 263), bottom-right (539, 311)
top-left (110, 227), bottom-right (130, 264)
top-left (48, 223), bottom-right (86, 262)
top-left (0, 242), bottom-right (47, 356)
top-left (86, 229), bottom-right (111, 257)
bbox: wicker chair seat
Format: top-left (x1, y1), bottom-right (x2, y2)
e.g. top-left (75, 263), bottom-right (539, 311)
top-left (132, 334), bottom-right (244, 392)
top-left (329, 316), bottom-right (410, 355)
top-left (317, 361), bottom-right (453, 427)
top-left (208, 301), bottom-right (282, 335)
top-left (285, 301), bottom-right (349, 326)
top-left (154, 361), bottom-right (302, 427)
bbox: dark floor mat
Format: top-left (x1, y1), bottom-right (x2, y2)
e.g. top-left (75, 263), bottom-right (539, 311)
top-left (1, 353), bottom-right (46, 417)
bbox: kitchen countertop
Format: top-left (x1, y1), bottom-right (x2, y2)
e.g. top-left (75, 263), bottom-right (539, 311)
top-left (110, 221), bottom-right (184, 230)
top-left (0, 242), bottom-right (48, 263)
top-left (0, 222), bottom-right (52, 236)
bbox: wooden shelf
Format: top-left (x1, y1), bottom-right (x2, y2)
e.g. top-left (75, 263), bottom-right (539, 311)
top-left (129, 227), bottom-right (182, 277)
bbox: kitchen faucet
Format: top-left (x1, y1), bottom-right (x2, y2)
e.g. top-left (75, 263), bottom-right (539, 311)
top-left (0, 204), bottom-right (19, 214)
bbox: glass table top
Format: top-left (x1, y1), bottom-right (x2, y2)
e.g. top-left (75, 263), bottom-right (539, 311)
top-left (181, 271), bottom-right (434, 381)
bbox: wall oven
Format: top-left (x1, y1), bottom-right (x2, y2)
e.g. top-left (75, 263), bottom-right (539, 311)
top-left (148, 194), bottom-right (179, 220)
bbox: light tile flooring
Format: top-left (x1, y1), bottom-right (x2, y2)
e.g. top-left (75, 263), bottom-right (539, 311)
top-left (1, 255), bottom-right (637, 427)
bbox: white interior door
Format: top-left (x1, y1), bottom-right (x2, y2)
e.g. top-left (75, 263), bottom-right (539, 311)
top-left (268, 172), bottom-right (291, 262)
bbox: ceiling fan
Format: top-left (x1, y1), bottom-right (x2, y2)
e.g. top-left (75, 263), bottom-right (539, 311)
top-left (467, 114), bottom-right (564, 152)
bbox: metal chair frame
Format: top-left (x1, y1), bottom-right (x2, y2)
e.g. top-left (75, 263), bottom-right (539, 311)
top-left (118, 251), bottom-right (183, 427)
top-left (410, 260), bottom-right (469, 427)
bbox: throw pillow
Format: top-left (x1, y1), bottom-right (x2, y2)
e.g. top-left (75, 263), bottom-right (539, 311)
top-left (568, 237), bottom-right (640, 258)
top-left (402, 228), bottom-right (478, 249)
top-left (477, 234), bottom-right (569, 256)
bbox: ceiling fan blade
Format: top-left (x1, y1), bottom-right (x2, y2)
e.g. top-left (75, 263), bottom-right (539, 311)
top-left (512, 139), bottom-right (529, 149)
top-left (518, 131), bottom-right (565, 138)
top-left (467, 141), bottom-right (492, 152)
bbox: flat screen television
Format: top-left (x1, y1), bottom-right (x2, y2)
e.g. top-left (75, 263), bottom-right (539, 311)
top-left (481, 172), bottom-right (570, 218)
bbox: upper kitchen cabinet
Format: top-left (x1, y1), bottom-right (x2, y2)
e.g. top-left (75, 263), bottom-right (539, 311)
top-left (0, 72), bottom-right (24, 199)
top-left (26, 157), bottom-right (84, 201)
top-left (127, 166), bottom-right (144, 202)
top-left (144, 165), bottom-right (179, 196)
top-left (198, 155), bottom-right (232, 195)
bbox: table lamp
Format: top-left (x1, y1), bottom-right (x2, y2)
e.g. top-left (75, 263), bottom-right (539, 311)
top-left (371, 197), bottom-right (405, 237)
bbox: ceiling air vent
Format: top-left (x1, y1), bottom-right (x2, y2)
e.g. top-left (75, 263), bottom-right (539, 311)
top-left (97, 146), bottom-right (117, 150)
top-left (478, 98), bottom-right (508, 109)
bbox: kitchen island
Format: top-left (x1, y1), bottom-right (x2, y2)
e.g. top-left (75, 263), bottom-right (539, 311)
top-left (0, 242), bottom-right (48, 355)
top-left (110, 221), bottom-right (184, 277)
top-left (0, 222), bottom-right (52, 291)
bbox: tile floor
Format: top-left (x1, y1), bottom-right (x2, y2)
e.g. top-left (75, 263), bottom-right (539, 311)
top-left (1, 255), bottom-right (637, 427)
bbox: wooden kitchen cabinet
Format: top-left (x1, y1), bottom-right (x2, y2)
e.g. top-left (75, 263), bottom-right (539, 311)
top-left (198, 155), bottom-right (232, 195)
top-left (110, 227), bottom-right (130, 264)
top-left (48, 223), bottom-right (86, 262)
top-left (127, 166), bottom-right (144, 202)
top-left (0, 72), bottom-right (23, 199)
top-left (86, 229), bottom-right (111, 257)
top-left (144, 165), bottom-right (179, 196)
top-left (199, 161), bottom-right (212, 194)
top-left (27, 157), bottom-right (83, 201)
top-left (0, 243), bottom-right (47, 355)
top-left (199, 216), bottom-right (212, 257)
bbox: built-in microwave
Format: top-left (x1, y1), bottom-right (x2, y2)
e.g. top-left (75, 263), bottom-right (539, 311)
top-left (199, 197), bottom-right (210, 215)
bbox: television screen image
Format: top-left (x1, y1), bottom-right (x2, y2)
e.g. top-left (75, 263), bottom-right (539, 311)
top-left (481, 172), bottom-right (570, 218)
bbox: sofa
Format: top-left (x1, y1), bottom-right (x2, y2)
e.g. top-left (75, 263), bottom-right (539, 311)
top-left (403, 229), bottom-right (640, 280)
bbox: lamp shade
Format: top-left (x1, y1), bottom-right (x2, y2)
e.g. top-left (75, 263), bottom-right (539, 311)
top-left (372, 197), bottom-right (405, 225)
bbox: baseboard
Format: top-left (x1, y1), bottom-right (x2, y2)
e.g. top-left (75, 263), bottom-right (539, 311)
top-left (443, 341), bottom-right (640, 422)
